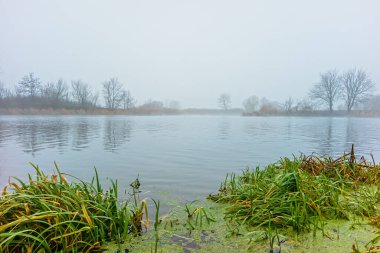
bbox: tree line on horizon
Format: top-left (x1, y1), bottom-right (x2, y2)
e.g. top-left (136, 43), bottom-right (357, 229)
top-left (218, 68), bottom-right (379, 114)
top-left (0, 73), bottom-right (181, 113)
top-left (0, 68), bottom-right (379, 114)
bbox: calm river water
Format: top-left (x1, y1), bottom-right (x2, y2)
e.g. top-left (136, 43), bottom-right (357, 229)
top-left (1, 115), bottom-right (380, 203)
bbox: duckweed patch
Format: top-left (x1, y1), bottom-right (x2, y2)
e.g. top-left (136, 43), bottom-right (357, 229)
top-left (105, 201), bottom-right (379, 253)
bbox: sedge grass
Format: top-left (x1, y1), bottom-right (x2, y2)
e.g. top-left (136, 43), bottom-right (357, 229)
top-left (0, 163), bottom-right (149, 252)
top-left (209, 145), bottom-right (380, 234)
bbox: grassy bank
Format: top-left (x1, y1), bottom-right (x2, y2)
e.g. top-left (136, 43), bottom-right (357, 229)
top-left (209, 146), bottom-right (380, 231)
top-left (206, 146), bottom-right (380, 252)
top-left (1, 147), bottom-right (379, 252)
top-left (0, 163), bottom-right (149, 252)
top-left (116, 146), bottom-right (380, 252)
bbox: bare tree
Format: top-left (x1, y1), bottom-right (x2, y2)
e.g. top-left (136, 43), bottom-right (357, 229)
top-left (42, 82), bottom-right (55, 98)
top-left (102, 78), bottom-right (123, 110)
top-left (43, 80), bottom-right (67, 98)
top-left (0, 83), bottom-right (13, 100)
top-left (283, 96), bottom-right (294, 112)
top-left (0, 81), bottom-right (5, 100)
top-left (17, 73), bottom-right (41, 97)
top-left (295, 98), bottom-right (315, 112)
top-left (243, 95), bottom-right (259, 113)
top-left (259, 97), bottom-right (280, 114)
top-left (310, 70), bottom-right (341, 112)
top-left (54, 79), bottom-right (69, 101)
top-left (218, 93), bottom-right (231, 111)
top-left (40, 80), bottom-right (69, 108)
top-left (341, 68), bottom-right (375, 112)
top-left (91, 91), bottom-right (99, 109)
top-left (0, 71), bottom-right (5, 100)
top-left (71, 80), bottom-right (92, 108)
top-left (121, 89), bottom-right (135, 110)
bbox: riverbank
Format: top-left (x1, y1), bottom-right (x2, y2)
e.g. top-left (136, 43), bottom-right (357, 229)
top-left (243, 110), bottom-right (380, 117)
top-left (107, 146), bottom-right (380, 253)
top-left (0, 164), bottom-right (151, 252)
top-left (0, 148), bottom-right (379, 252)
top-left (1, 107), bottom-right (380, 117)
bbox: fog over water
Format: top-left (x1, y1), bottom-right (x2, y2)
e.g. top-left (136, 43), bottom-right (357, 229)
top-left (1, 116), bottom-right (380, 201)
top-left (1, 0), bottom-right (379, 108)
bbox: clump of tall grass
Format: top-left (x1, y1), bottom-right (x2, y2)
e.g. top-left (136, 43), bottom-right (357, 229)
top-left (0, 163), bottom-right (149, 252)
top-left (301, 145), bottom-right (380, 184)
top-left (209, 145), bottom-right (380, 233)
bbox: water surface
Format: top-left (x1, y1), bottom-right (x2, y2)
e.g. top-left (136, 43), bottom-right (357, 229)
top-left (1, 115), bottom-right (380, 202)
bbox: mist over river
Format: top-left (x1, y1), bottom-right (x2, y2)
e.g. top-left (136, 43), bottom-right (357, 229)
top-left (1, 115), bottom-right (380, 203)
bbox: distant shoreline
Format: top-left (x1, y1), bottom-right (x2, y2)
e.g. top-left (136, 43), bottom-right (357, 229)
top-left (0, 107), bottom-right (243, 116)
top-left (243, 110), bottom-right (380, 117)
top-left (0, 107), bottom-right (380, 117)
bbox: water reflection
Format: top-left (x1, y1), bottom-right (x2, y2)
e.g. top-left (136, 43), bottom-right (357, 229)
top-left (13, 120), bottom-right (70, 156)
top-left (1, 116), bottom-right (380, 201)
top-left (51, 121), bottom-right (70, 154)
top-left (0, 121), bottom-right (10, 148)
top-left (305, 118), bottom-right (375, 157)
top-left (16, 122), bottom-right (37, 156)
top-left (218, 119), bottom-right (230, 140)
top-left (104, 119), bottom-right (133, 152)
top-left (72, 119), bottom-right (99, 151)
top-left (345, 118), bottom-right (358, 151)
top-left (317, 118), bottom-right (333, 155)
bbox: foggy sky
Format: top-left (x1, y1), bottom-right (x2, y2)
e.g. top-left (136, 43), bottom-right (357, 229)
top-left (0, 0), bottom-right (379, 108)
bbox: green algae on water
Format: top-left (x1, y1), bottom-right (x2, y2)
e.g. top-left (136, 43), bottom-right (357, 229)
top-left (104, 201), bottom-right (379, 253)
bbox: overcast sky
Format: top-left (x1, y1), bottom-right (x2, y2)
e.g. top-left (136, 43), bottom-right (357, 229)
top-left (0, 0), bottom-right (379, 108)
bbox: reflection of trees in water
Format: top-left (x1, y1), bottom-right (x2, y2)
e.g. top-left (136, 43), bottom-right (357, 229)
top-left (104, 120), bottom-right (133, 152)
top-left (0, 121), bottom-right (9, 147)
top-left (344, 119), bottom-right (359, 152)
top-left (51, 121), bottom-right (70, 153)
top-left (14, 120), bottom-right (70, 156)
top-left (317, 118), bottom-right (333, 156)
top-left (19, 122), bottom-right (40, 156)
top-left (301, 118), bottom-right (337, 156)
top-left (218, 120), bottom-right (230, 140)
top-left (72, 120), bottom-right (92, 151)
top-left (317, 118), bottom-right (369, 156)
top-left (311, 118), bottom-right (359, 157)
